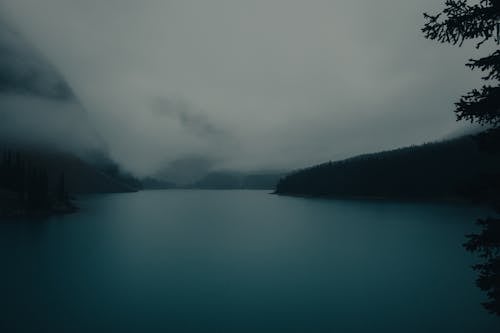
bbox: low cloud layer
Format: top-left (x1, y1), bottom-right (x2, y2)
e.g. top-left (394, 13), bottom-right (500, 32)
top-left (0, 95), bottom-right (103, 156)
top-left (152, 97), bottom-right (229, 140)
top-left (0, 0), bottom-right (487, 176)
top-left (0, 21), bottom-right (73, 100)
top-left (0, 21), bottom-right (105, 159)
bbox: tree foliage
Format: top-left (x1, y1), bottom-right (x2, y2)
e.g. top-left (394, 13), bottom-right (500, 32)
top-left (424, 0), bottom-right (500, 126)
top-left (423, 0), bottom-right (500, 316)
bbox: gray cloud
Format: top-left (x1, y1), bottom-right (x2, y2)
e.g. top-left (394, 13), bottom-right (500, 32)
top-left (152, 97), bottom-right (227, 139)
top-left (0, 0), bottom-right (487, 176)
top-left (0, 21), bottom-right (73, 100)
top-left (0, 95), bottom-right (103, 156)
top-left (0, 20), bottom-right (105, 160)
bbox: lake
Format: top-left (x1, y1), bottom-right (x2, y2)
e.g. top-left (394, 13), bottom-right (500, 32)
top-left (0, 190), bottom-right (499, 332)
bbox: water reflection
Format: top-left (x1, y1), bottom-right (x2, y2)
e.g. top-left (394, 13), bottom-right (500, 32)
top-left (0, 190), bottom-right (498, 332)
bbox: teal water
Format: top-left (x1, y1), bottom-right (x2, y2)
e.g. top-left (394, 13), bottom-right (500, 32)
top-left (0, 190), bottom-right (499, 332)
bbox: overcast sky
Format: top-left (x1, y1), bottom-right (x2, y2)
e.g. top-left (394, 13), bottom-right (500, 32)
top-left (0, 0), bottom-right (487, 176)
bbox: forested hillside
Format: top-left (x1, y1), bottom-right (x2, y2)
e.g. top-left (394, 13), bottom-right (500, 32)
top-left (0, 149), bottom-right (140, 218)
top-left (275, 135), bottom-right (500, 200)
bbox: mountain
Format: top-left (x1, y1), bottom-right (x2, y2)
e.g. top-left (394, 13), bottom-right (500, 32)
top-left (0, 21), bottom-right (104, 155)
top-left (0, 22), bottom-right (138, 197)
top-left (275, 135), bottom-right (500, 200)
top-left (152, 156), bottom-right (284, 190)
top-left (190, 171), bottom-right (284, 190)
top-left (140, 177), bottom-right (176, 190)
top-left (1, 149), bottom-right (139, 194)
top-left (0, 22), bottom-right (74, 100)
top-left (0, 149), bottom-right (140, 218)
top-left (153, 157), bottom-right (215, 186)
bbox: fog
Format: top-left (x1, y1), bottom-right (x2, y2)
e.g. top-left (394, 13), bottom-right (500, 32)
top-left (0, 20), bottom-right (105, 160)
top-left (0, 0), bottom-right (487, 177)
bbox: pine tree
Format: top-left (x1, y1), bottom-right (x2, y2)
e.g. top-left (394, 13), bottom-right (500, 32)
top-left (423, 0), bottom-right (500, 316)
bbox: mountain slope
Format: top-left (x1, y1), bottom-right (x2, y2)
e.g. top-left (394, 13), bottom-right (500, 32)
top-left (0, 21), bottom-right (104, 157)
top-left (0, 22), bottom-right (140, 195)
top-left (0, 22), bottom-right (74, 100)
top-left (1, 149), bottom-right (139, 194)
top-left (275, 135), bottom-right (500, 200)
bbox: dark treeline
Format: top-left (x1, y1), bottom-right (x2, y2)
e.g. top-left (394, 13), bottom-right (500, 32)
top-left (275, 135), bottom-right (500, 200)
top-left (0, 150), bottom-right (75, 217)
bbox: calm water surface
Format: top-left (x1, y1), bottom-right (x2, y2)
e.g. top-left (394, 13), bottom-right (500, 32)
top-left (1, 190), bottom-right (499, 332)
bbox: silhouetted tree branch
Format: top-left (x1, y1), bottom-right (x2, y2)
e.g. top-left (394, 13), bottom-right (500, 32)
top-left (424, 0), bottom-right (500, 316)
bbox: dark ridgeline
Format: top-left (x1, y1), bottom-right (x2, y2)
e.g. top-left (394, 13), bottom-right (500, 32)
top-left (0, 150), bottom-right (76, 218)
top-left (275, 135), bottom-right (500, 200)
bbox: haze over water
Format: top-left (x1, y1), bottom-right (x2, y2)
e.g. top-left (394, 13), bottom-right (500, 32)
top-left (1, 190), bottom-right (499, 332)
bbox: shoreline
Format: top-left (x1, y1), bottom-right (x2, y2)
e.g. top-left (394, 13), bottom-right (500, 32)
top-left (272, 191), bottom-right (481, 205)
top-left (0, 200), bottom-right (78, 221)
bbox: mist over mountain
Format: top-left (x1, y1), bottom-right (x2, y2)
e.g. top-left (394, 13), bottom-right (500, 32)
top-left (0, 0), bottom-right (486, 178)
top-left (0, 22), bottom-right (142, 196)
top-left (0, 22), bottom-right (73, 100)
top-left (0, 21), bottom-right (105, 160)
top-left (190, 170), bottom-right (284, 190)
top-left (153, 156), bottom-right (216, 186)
